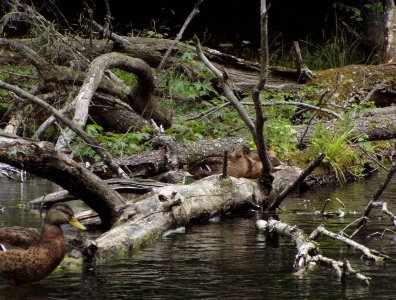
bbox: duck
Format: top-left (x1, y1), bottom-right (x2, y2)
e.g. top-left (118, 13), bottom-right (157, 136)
top-left (0, 203), bottom-right (86, 285)
top-left (188, 145), bottom-right (283, 179)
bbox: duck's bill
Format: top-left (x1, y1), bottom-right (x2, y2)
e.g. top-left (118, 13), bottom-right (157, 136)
top-left (69, 217), bottom-right (87, 230)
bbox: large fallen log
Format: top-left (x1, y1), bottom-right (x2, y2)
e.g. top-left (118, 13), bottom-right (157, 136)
top-left (88, 175), bottom-right (266, 259)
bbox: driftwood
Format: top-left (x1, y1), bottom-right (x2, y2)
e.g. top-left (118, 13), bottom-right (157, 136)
top-left (309, 225), bottom-right (384, 262)
top-left (257, 218), bottom-right (371, 284)
top-left (87, 175), bottom-right (266, 259)
top-left (91, 136), bottom-right (249, 178)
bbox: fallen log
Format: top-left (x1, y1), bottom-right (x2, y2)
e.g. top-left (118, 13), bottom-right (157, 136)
top-left (87, 175), bottom-right (266, 259)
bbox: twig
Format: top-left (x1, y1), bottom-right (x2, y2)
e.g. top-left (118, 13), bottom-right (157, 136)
top-left (157, 0), bottom-right (204, 71)
top-left (356, 144), bottom-right (389, 172)
top-left (364, 79), bottom-right (390, 103)
top-left (298, 73), bottom-right (340, 148)
top-left (186, 100), bottom-right (342, 122)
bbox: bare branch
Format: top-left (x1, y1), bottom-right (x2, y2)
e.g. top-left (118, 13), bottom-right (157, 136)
top-left (257, 218), bottom-right (371, 284)
top-left (268, 153), bottom-right (325, 210)
top-left (309, 225), bottom-right (384, 262)
top-left (195, 38), bottom-right (256, 133)
top-left (353, 164), bottom-right (396, 235)
top-left (157, 0), bottom-right (204, 71)
top-left (0, 80), bottom-right (127, 178)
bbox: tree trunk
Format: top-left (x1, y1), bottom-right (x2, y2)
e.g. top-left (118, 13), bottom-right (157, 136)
top-left (382, 0), bottom-right (396, 62)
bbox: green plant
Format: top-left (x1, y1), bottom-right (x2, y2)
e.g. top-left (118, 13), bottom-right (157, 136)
top-left (111, 68), bottom-right (138, 86)
top-left (71, 124), bottom-right (152, 162)
top-left (265, 118), bottom-right (298, 159)
top-left (308, 124), bottom-right (365, 184)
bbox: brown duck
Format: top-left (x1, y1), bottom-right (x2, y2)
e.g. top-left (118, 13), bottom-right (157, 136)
top-left (0, 203), bottom-right (86, 285)
top-left (188, 145), bottom-right (283, 179)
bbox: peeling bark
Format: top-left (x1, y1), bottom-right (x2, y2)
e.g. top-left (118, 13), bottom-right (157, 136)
top-left (90, 175), bottom-right (266, 258)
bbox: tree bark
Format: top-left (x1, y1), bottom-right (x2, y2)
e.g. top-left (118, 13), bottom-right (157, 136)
top-left (382, 0), bottom-right (396, 62)
top-left (55, 52), bottom-right (156, 151)
top-left (88, 175), bottom-right (266, 258)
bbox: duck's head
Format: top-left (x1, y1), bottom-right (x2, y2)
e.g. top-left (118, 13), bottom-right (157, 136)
top-left (44, 203), bottom-right (86, 230)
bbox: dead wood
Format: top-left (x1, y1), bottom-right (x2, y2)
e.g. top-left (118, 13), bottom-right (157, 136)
top-left (292, 41), bottom-right (315, 83)
top-left (257, 218), bottom-right (371, 284)
top-left (295, 113), bottom-right (396, 145)
top-left (268, 153), bottom-right (325, 210)
top-left (351, 164), bottom-right (396, 236)
top-left (0, 133), bottom-right (126, 229)
top-left (309, 225), bottom-right (384, 262)
top-left (86, 175), bottom-right (266, 259)
top-left (157, 0), bottom-right (204, 71)
top-left (0, 38), bottom-right (172, 129)
top-left (0, 80), bottom-right (127, 178)
top-left (30, 178), bottom-right (167, 207)
top-left (382, 0), bottom-right (396, 63)
top-left (91, 136), bottom-right (249, 178)
top-left (54, 52), bottom-right (156, 151)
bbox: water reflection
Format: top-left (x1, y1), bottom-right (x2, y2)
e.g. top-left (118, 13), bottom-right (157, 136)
top-left (0, 173), bottom-right (395, 298)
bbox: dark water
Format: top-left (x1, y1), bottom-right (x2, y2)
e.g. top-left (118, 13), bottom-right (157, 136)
top-left (0, 173), bottom-right (395, 299)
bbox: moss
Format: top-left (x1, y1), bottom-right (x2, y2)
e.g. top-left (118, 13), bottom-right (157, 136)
top-left (310, 64), bottom-right (396, 106)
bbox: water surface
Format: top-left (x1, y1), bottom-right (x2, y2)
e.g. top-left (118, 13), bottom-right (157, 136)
top-left (0, 173), bottom-right (395, 299)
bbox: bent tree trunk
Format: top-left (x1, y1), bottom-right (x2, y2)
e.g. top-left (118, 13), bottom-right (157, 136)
top-left (0, 133), bottom-right (126, 229)
top-left (56, 52), bottom-right (156, 151)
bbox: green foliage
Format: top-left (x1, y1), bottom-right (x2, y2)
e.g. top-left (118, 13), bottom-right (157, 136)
top-left (265, 119), bottom-right (298, 159)
top-left (167, 50), bottom-right (217, 99)
top-left (307, 124), bottom-right (365, 184)
top-left (111, 68), bottom-right (138, 86)
top-left (72, 124), bottom-right (152, 162)
top-left (166, 99), bottom-right (248, 143)
top-left (0, 65), bottom-right (36, 96)
top-left (333, 3), bottom-right (362, 22)
top-left (168, 75), bottom-right (218, 98)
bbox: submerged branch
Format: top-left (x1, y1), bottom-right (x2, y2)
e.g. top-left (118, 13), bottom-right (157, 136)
top-left (353, 164), bottom-right (396, 236)
top-left (309, 225), bottom-right (384, 262)
top-left (257, 218), bottom-right (371, 284)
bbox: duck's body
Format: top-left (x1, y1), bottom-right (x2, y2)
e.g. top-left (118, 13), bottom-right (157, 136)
top-left (188, 145), bottom-right (283, 179)
top-left (0, 203), bottom-right (86, 285)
